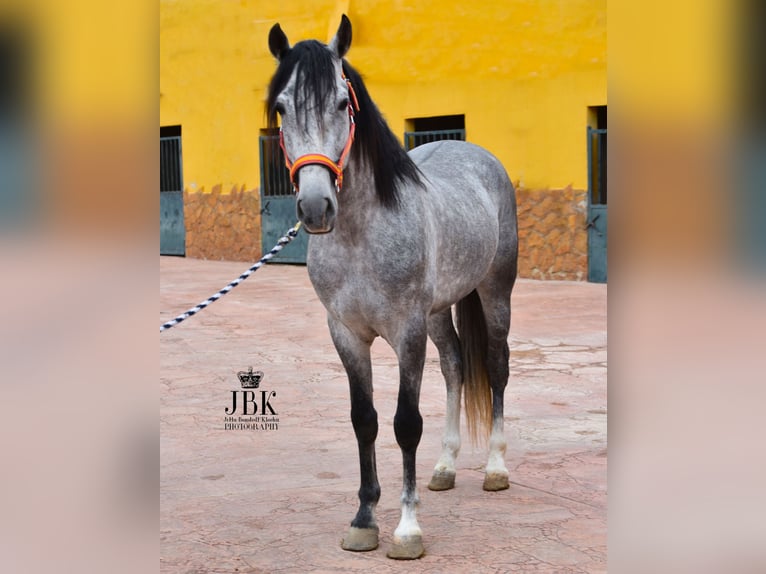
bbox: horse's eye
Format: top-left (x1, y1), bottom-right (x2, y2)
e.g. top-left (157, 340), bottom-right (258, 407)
top-left (275, 103), bottom-right (286, 116)
top-left (337, 98), bottom-right (350, 112)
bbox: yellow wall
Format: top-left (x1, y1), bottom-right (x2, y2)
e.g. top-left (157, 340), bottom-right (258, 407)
top-left (160, 0), bottom-right (606, 193)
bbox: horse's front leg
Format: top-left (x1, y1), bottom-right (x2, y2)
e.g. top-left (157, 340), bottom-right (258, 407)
top-left (387, 318), bottom-right (427, 560)
top-left (329, 318), bottom-right (380, 552)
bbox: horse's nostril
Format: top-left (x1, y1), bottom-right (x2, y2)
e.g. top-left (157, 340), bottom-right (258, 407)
top-left (296, 199), bottom-right (304, 220)
top-left (325, 198), bottom-right (335, 219)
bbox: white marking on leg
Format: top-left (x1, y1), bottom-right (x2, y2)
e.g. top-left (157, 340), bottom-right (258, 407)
top-left (485, 417), bottom-right (508, 476)
top-left (433, 386), bottom-right (461, 474)
top-left (393, 495), bottom-right (422, 539)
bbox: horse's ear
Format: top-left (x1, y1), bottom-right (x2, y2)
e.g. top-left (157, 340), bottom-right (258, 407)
top-left (269, 23), bottom-right (290, 60)
top-left (328, 14), bottom-right (352, 59)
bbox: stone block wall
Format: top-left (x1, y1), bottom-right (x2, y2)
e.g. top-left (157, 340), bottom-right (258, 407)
top-left (516, 187), bottom-right (588, 281)
top-left (183, 185), bottom-right (262, 261)
top-left (180, 184), bottom-right (589, 280)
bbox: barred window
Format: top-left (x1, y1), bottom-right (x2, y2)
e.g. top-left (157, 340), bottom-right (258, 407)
top-left (404, 114), bottom-right (465, 151)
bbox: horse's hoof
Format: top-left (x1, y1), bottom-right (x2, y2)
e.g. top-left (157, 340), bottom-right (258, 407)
top-left (427, 470), bottom-right (456, 491)
top-left (341, 526), bottom-right (379, 552)
top-left (483, 472), bottom-right (510, 491)
top-left (386, 535), bottom-right (425, 560)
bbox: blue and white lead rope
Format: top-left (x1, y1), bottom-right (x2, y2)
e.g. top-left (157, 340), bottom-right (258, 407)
top-left (160, 222), bottom-right (302, 333)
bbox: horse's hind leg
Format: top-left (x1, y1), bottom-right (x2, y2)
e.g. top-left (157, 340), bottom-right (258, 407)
top-left (476, 285), bottom-right (513, 491)
top-left (426, 309), bottom-right (462, 491)
top-left (328, 318), bottom-right (381, 552)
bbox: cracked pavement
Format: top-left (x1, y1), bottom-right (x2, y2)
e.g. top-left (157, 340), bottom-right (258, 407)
top-left (161, 257), bottom-right (606, 573)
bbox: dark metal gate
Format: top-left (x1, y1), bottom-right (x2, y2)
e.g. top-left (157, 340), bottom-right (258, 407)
top-left (160, 135), bottom-right (185, 255)
top-left (258, 134), bottom-right (308, 263)
top-left (403, 128), bottom-right (466, 151)
top-left (586, 127), bottom-right (607, 282)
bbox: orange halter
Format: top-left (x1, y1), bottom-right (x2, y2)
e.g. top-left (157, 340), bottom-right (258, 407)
top-left (279, 72), bottom-right (360, 193)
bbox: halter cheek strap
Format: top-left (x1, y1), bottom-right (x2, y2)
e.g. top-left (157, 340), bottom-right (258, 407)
top-left (279, 73), bottom-right (360, 193)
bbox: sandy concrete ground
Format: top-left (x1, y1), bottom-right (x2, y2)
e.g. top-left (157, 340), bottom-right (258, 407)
top-left (160, 256), bottom-right (606, 573)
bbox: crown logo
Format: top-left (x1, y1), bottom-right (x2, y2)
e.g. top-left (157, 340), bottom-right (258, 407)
top-left (237, 367), bottom-right (264, 388)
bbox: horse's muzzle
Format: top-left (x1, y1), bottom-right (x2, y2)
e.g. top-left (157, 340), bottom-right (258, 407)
top-left (296, 195), bottom-right (336, 234)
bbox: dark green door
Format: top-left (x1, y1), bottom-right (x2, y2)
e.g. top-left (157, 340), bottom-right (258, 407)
top-left (160, 135), bottom-right (185, 255)
top-left (259, 134), bottom-right (307, 263)
top-left (587, 127), bottom-right (607, 283)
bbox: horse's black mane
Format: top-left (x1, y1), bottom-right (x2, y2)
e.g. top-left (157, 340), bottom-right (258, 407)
top-left (267, 40), bottom-right (423, 209)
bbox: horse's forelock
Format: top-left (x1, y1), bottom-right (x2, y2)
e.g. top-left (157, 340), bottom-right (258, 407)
top-left (267, 40), bottom-right (338, 130)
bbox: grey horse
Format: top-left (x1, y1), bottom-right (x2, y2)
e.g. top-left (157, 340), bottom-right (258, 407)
top-left (267, 15), bottom-right (518, 559)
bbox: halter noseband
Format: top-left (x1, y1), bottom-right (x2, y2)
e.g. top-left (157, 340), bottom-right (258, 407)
top-left (279, 72), bottom-right (360, 193)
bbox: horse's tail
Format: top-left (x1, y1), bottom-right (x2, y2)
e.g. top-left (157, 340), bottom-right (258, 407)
top-left (456, 289), bottom-right (492, 445)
